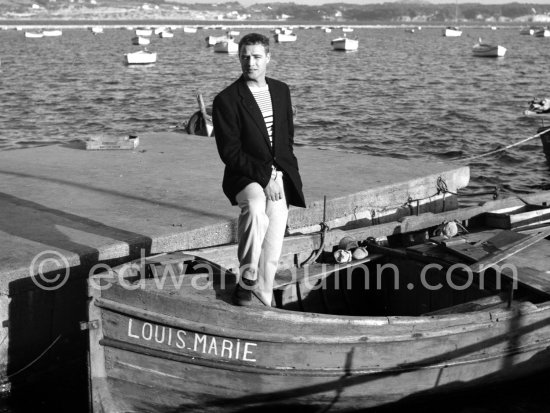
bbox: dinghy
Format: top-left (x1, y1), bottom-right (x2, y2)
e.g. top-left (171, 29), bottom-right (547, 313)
top-left (86, 189), bottom-right (550, 412)
top-left (124, 50), bottom-right (157, 65)
top-left (213, 39), bottom-right (238, 53)
top-left (472, 40), bottom-right (506, 57)
top-left (331, 37), bottom-right (359, 51)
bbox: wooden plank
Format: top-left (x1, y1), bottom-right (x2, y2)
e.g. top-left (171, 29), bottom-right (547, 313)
top-left (484, 204), bottom-right (550, 229)
top-left (497, 239), bottom-right (550, 296)
top-left (422, 294), bottom-right (509, 316)
top-left (468, 227), bottom-right (550, 273)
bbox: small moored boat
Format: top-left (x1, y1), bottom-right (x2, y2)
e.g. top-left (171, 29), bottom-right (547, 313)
top-left (213, 39), bottom-right (238, 54)
top-left (24, 31), bottom-right (43, 38)
top-left (42, 29), bottom-right (62, 37)
top-left (135, 27), bottom-right (152, 37)
top-left (331, 37), bottom-right (359, 51)
top-left (206, 35), bottom-right (230, 47)
top-left (86, 189), bottom-right (550, 412)
top-left (443, 26), bottom-right (462, 37)
top-left (534, 28), bottom-right (550, 37)
top-left (90, 26), bottom-right (104, 35)
top-left (274, 33), bottom-right (297, 43)
top-left (132, 36), bottom-right (150, 46)
top-left (472, 39), bottom-right (506, 57)
top-left (159, 30), bottom-right (174, 38)
top-left (125, 50), bottom-right (157, 65)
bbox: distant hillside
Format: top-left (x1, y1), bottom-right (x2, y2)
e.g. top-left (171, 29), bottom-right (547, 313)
top-left (1, 0), bottom-right (549, 23)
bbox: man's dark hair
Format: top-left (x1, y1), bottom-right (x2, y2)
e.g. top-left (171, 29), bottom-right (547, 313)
top-left (238, 33), bottom-right (270, 54)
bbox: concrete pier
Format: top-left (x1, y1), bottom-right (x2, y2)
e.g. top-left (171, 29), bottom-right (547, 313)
top-left (0, 132), bottom-right (469, 386)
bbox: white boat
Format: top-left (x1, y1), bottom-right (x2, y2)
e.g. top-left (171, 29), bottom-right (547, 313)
top-left (405, 28), bottom-right (415, 33)
top-left (274, 33), bottom-right (297, 43)
top-left (90, 27), bottom-right (104, 35)
top-left (153, 27), bottom-right (166, 35)
top-left (213, 39), bottom-right (238, 54)
top-left (519, 27), bottom-right (535, 35)
top-left (159, 30), bottom-right (174, 38)
top-left (206, 35), bottom-right (229, 46)
top-left (25, 31), bottom-right (43, 38)
top-left (472, 40), bottom-right (506, 57)
top-left (227, 30), bottom-right (240, 36)
top-left (132, 36), bottom-right (150, 46)
top-left (534, 28), bottom-right (550, 38)
top-left (331, 37), bottom-right (359, 51)
top-left (183, 27), bottom-right (197, 34)
top-left (135, 27), bottom-right (152, 37)
top-left (125, 50), bottom-right (157, 65)
top-left (42, 29), bottom-right (62, 37)
top-left (323, 27), bottom-right (332, 33)
top-left (342, 27), bottom-right (354, 32)
top-left (443, 26), bottom-right (462, 37)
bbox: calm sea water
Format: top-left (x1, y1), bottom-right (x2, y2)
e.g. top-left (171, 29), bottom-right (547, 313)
top-left (1, 24), bottom-right (549, 199)
top-left (0, 23), bottom-right (550, 412)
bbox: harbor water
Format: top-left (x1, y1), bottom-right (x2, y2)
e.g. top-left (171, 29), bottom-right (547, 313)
top-left (1, 24), bottom-right (549, 198)
top-left (0, 22), bottom-right (549, 412)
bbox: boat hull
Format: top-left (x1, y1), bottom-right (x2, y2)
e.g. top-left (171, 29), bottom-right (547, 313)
top-left (443, 28), bottom-right (462, 37)
top-left (331, 38), bottom-right (359, 51)
top-left (125, 51), bottom-right (157, 65)
top-left (472, 44), bottom-right (506, 57)
top-left (132, 36), bottom-right (150, 45)
top-left (275, 33), bottom-right (297, 43)
top-left (88, 252), bottom-right (550, 412)
top-left (213, 40), bottom-right (238, 53)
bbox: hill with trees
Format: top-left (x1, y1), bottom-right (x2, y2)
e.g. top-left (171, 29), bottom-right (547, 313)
top-left (1, 0), bottom-right (549, 23)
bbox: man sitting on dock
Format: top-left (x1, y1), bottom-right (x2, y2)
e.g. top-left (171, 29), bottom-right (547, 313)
top-left (213, 33), bottom-right (306, 306)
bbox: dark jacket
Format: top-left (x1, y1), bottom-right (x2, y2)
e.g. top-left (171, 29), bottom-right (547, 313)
top-left (213, 76), bottom-right (306, 208)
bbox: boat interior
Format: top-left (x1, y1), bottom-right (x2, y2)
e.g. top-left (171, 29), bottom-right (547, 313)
top-left (115, 203), bottom-right (550, 318)
top-left (272, 223), bottom-right (550, 317)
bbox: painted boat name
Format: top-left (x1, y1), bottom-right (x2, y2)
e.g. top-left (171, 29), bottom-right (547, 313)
top-left (127, 318), bottom-right (257, 362)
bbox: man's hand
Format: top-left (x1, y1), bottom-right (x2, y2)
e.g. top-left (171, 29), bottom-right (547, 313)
top-left (264, 179), bottom-right (283, 202)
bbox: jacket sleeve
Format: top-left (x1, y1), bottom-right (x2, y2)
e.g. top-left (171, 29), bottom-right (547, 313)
top-left (213, 94), bottom-right (272, 188)
top-left (285, 85), bottom-right (299, 168)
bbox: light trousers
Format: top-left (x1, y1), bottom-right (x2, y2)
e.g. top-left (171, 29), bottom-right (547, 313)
top-left (235, 172), bottom-right (288, 305)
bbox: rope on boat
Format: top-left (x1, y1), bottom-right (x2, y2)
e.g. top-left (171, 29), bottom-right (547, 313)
top-left (300, 196), bottom-right (329, 267)
top-left (7, 334), bottom-right (62, 379)
top-left (457, 127), bottom-right (550, 162)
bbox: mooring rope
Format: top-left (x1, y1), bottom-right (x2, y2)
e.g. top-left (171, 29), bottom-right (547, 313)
top-left (457, 126), bottom-right (550, 162)
top-left (7, 334), bottom-right (62, 379)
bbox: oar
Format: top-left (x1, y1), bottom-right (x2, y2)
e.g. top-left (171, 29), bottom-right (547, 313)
top-left (196, 93), bottom-right (213, 136)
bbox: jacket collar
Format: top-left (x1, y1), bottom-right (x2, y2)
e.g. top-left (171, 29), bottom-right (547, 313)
top-left (237, 76), bottom-right (277, 151)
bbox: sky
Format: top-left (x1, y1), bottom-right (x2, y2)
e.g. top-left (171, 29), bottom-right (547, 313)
top-left (192, 0), bottom-right (550, 5)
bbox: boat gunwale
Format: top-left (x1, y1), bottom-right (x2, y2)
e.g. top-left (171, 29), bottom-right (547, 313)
top-left (94, 294), bottom-right (550, 344)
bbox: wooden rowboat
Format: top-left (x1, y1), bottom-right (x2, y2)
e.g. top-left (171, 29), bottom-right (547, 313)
top-left (472, 42), bottom-right (506, 57)
top-left (124, 50), bottom-right (157, 65)
top-left (86, 191), bottom-right (550, 412)
top-left (331, 37), bottom-right (359, 51)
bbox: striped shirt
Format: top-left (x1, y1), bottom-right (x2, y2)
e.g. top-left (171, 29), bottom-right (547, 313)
top-left (249, 85), bottom-right (273, 146)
